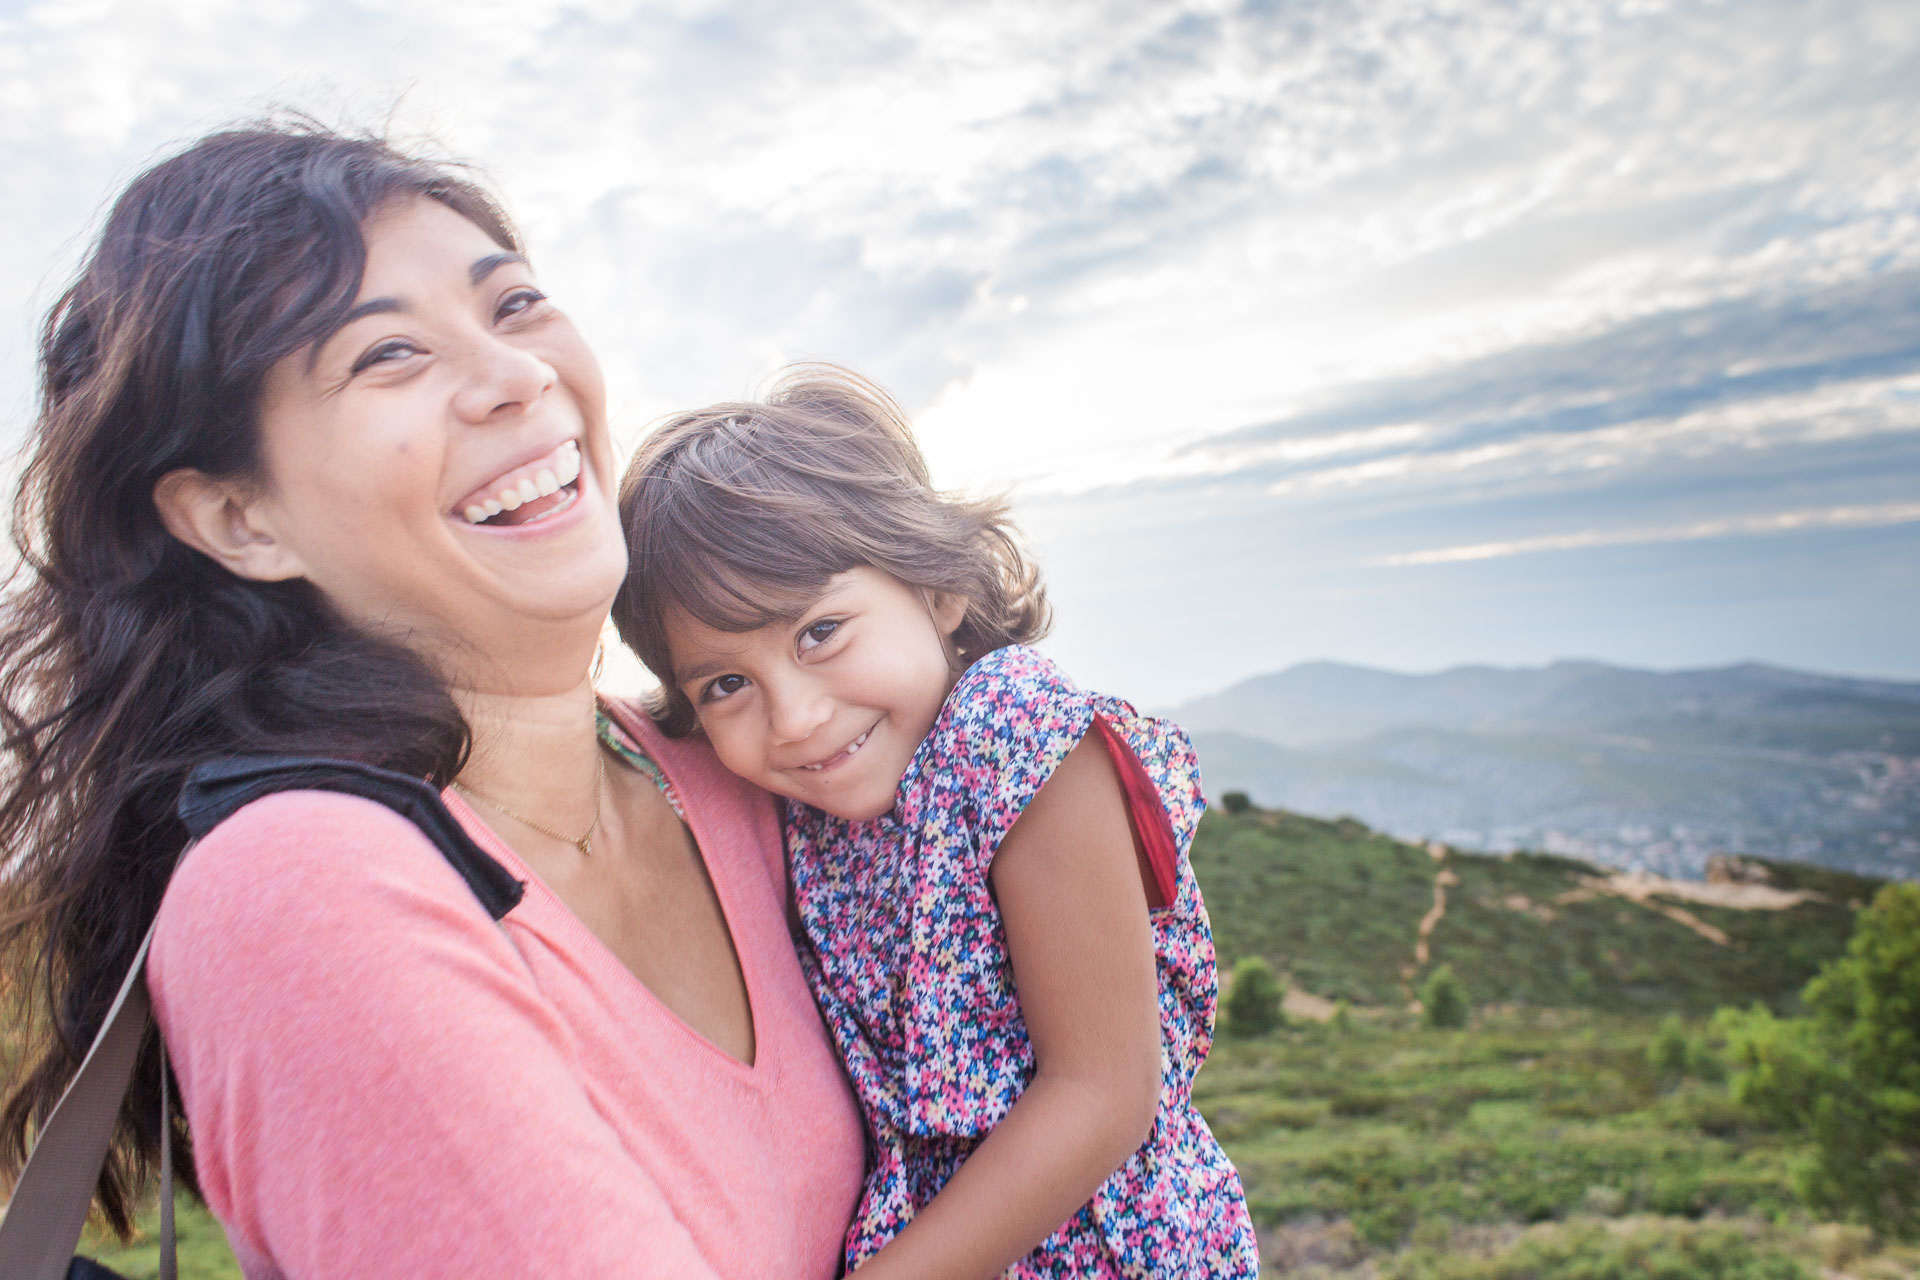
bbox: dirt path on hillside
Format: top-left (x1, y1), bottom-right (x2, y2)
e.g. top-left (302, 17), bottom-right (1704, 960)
top-left (1408, 840), bottom-right (1456, 975)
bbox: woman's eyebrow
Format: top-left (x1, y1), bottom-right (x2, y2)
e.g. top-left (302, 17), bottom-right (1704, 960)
top-left (307, 296), bottom-right (403, 371)
top-left (471, 252), bottom-right (527, 285)
top-left (305, 253), bottom-right (529, 369)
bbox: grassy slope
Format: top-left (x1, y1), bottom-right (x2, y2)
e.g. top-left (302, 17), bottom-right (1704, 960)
top-left (1191, 806), bottom-right (1874, 1014)
top-left (1201, 1015), bottom-right (1920, 1278)
top-left (1190, 806), bottom-right (1914, 1278)
top-left (51, 807), bottom-right (1905, 1277)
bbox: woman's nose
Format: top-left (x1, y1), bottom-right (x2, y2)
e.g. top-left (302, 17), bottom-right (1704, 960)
top-left (452, 334), bottom-right (556, 424)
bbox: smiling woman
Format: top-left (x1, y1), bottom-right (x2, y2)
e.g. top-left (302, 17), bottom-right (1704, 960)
top-left (0, 120), bottom-right (863, 1277)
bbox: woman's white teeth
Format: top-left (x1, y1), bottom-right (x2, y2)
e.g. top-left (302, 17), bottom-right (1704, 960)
top-left (460, 442), bottom-right (584, 524)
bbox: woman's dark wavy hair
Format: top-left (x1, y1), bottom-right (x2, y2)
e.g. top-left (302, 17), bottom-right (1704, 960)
top-left (613, 364), bottom-right (1052, 737)
top-left (0, 117), bottom-right (506, 1233)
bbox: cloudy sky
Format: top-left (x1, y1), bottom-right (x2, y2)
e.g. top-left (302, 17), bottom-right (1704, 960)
top-left (2, 0), bottom-right (1915, 704)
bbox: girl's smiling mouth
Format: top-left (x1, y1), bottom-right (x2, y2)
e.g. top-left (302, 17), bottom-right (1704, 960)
top-left (454, 439), bottom-right (582, 527)
top-left (798, 723), bottom-right (878, 773)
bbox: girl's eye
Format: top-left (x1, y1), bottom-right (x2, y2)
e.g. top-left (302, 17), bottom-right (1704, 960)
top-left (496, 289), bottom-right (548, 322)
top-left (798, 619), bottom-right (840, 653)
top-left (702, 674), bottom-right (749, 703)
top-left (350, 339), bottom-right (421, 375)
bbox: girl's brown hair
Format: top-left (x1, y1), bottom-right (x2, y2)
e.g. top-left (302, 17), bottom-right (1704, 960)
top-left (613, 364), bottom-right (1051, 736)
top-left (0, 117), bottom-right (496, 1233)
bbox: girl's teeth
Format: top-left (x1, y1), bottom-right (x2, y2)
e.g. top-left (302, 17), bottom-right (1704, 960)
top-left (516, 478), bottom-right (539, 505)
top-left (803, 728), bottom-right (872, 769)
top-left (535, 468), bottom-right (560, 497)
top-left (556, 446), bottom-right (581, 485)
top-left (498, 487), bottom-right (524, 511)
top-left (463, 503), bottom-right (488, 523)
top-left (483, 498), bottom-right (503, 517)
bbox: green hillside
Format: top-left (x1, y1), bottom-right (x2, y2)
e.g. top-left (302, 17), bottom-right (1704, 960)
top-left (1193, 803), bottom-right (1877, 1015)
top-left (51, 805), bottom-right (1917, 1279)
top-left (1190, 802), bottom-right (1919, 1279)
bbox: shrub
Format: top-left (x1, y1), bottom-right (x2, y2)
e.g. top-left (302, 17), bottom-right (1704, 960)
top-left (1220, 790), bottom-right (1253, 815)
top-left (1718, 883), bottom-right (1920, 1239)
top-left (1225, 955), bottom-right (1285, 1037)
top-left (1421, 965), bottom-right (1471, 1029)
top-left (1649, 1013), bottom-right (1690, 1078)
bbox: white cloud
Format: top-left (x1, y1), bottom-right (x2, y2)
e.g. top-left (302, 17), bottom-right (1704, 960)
top-left (1370, 501), bottom-right (1920, 567)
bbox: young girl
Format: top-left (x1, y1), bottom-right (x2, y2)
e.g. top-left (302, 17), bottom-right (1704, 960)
top-left (613, 366), bottom-right (1258, 1278)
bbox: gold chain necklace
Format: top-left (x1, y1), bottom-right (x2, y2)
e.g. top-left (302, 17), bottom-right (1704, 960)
top-left (453, 750), bottom-right (606, 857)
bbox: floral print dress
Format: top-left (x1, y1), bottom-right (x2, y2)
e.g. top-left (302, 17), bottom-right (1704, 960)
top-left (787, 645), bottom-right (1259, 1277)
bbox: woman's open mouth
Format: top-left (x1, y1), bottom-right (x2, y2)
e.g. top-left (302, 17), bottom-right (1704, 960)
top-left (454, 440), bottom-right (583, 528)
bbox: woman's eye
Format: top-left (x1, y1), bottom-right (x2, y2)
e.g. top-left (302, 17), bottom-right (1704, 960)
top-left (496, 289), bottom-right (548, 322)
top-left (349, 339), bottom-right (421, 375)
top-left (798, 619), bottom-right (840, 652)
top-left (702, 674), bottom-right (748, 702)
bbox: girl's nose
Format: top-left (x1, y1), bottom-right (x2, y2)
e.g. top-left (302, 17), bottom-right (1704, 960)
top-left (452, 334), bottom-right (556, 424)
top-left (766, 680), bottom-right (834, 746)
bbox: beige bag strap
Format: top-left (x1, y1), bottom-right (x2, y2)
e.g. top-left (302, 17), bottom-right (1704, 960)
top-left (0, 917), bottom-right (175, 1279)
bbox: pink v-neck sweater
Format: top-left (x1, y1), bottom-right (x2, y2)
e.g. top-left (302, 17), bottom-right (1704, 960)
top-left (149, 703), bottom-right (865, 1279)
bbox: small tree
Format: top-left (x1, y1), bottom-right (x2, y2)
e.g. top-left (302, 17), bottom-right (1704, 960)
top-left (1649, 1013), bottom-right (1690, 1079)
top-left (1225, 956), bottom-right (1285, 1038)
top-left (1719, 883), bottom-right (1920, 1239)
top-left (1220, 790), bottom-right (1253, 815)
top-left (1420, 964), bottom-right (1470, 1029)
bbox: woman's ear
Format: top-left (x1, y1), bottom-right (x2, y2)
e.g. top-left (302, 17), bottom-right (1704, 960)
top-left (151, 469), bottom-right (308, 582)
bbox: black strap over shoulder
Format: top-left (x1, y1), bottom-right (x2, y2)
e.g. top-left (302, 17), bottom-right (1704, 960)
top-left (178, 756), bottom-right (524, 920)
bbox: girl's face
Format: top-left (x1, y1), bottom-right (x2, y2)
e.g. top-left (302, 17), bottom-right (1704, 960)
top-left (665, 567), bottom-right (968, 821)
top-left (243, 197), bottom-right (627, 679)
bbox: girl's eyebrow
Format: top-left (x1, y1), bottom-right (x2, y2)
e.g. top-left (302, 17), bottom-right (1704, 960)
top-left (677, 657), bottom-right (730, 686)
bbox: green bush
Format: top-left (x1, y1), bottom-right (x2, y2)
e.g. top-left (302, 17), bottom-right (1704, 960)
top-left (1718, 883), bottom-right (1920, 1239)
top-left (1649, 1013), bottom-right (1690, 1078)
top-left (1421, 965), bottom-right (1470, 1029)
top-left (1219, 790), bottom-right (1253, 815)
top-left (1225, 955), bottom-right (1285, 1038)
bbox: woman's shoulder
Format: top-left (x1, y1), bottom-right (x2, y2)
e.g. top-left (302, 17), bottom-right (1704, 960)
top-left (167, 788), bottom-right (452, 899)
top-left (149, 788), bottom-right (524, 1055)
top-left (157, 789), bottom-right (484, 952)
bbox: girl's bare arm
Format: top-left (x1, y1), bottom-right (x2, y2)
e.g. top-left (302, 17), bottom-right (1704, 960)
top-left (851, 735), bottom-right (1164, 1279)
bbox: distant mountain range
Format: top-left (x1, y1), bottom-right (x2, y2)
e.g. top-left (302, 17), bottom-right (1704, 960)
top-left (1167, 660), bottom-right (1920, 880)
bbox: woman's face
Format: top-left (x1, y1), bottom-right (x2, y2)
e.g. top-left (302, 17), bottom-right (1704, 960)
top-left (248, 197), bottom-right (627, 676)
